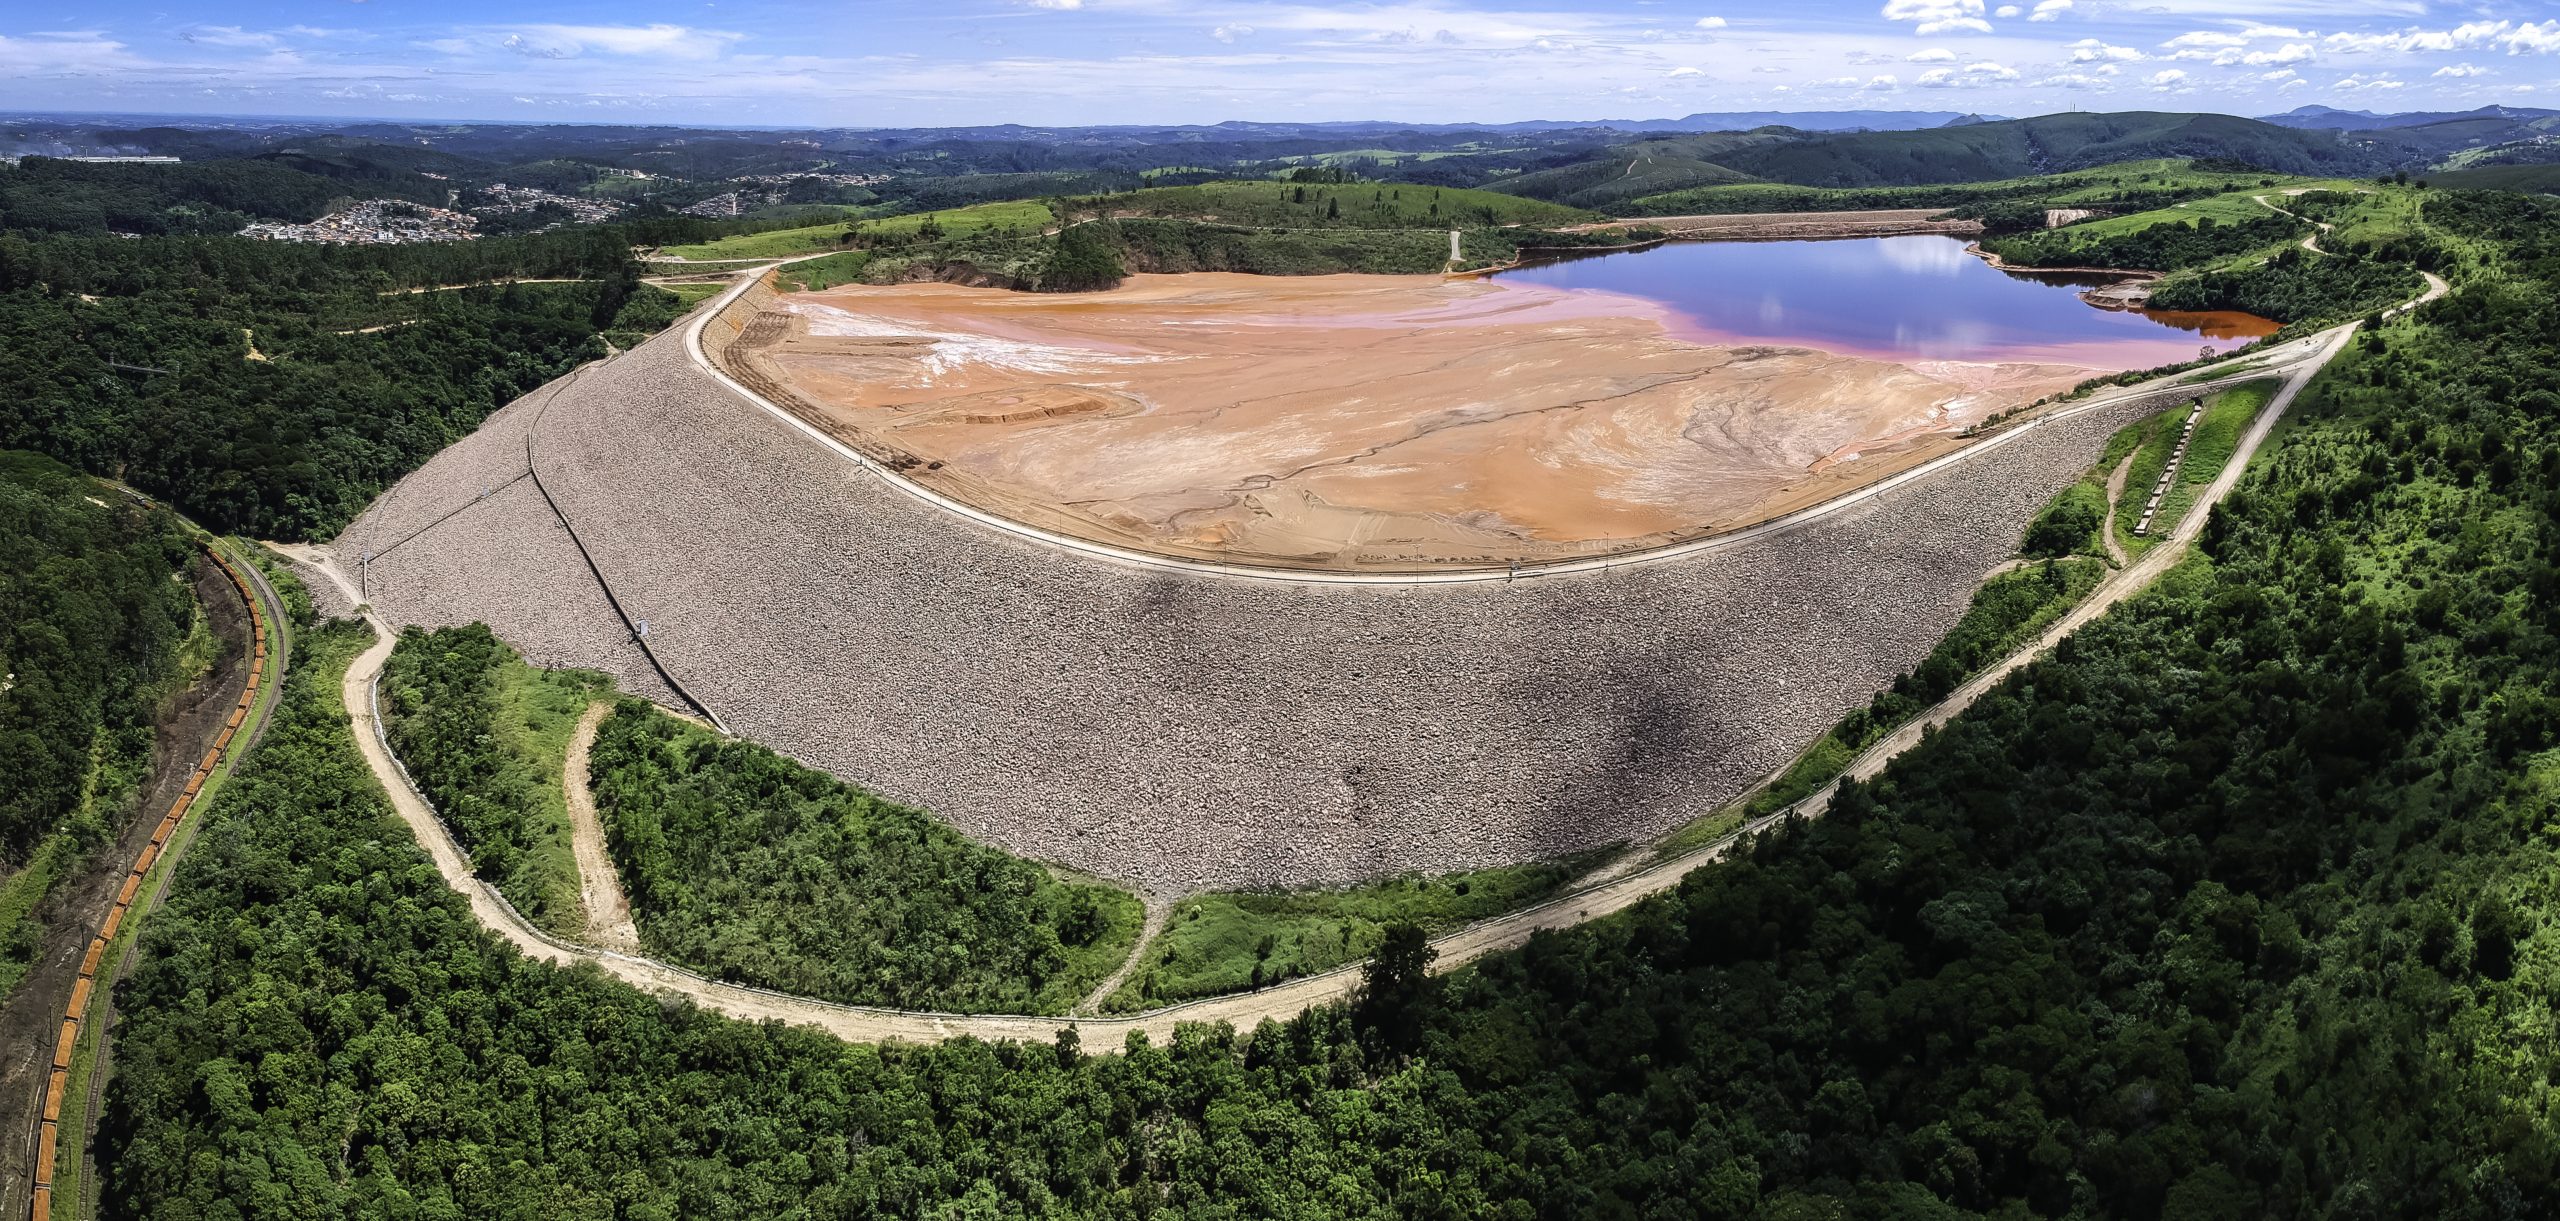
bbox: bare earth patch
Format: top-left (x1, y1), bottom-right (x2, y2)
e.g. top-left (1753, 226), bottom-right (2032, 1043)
top-left (732, 272), bottom-right (2093, 570)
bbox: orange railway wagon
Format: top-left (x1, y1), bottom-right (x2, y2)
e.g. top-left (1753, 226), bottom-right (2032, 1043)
top-left (51, 1020), bottom-right (76, 1072)
top-left (197, 745), bottom-right (223, 774)
top-left (99, 905), bottom-right (123, 942)
top-left (65, 976), bottom-right (90, 1020)
top-left (33, 1127), bottom-right (56, 1185)
top-left (40, 1071), bottom-right (65, 1124)
top-left (115, 873), bottom-right (139, 908)
top-left (133, 843), bottom-right (159, 877)
top-left (78, 939), bottom-right (102, 979)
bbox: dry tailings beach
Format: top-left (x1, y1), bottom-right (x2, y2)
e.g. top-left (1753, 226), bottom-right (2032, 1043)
top-left (338, 319), bottom-right (2177, 893)
top-left (725, 271), bottom-right (2094, 571)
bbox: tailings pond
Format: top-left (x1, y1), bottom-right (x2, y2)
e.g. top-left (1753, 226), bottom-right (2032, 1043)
top-left (1500, 234), bottom-right (2277, 369)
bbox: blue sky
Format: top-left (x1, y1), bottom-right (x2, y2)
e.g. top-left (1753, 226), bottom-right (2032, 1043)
top-left (1, 0), bottom-right (2554, 126)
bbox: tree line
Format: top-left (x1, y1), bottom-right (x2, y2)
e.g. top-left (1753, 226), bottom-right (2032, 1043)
top-left (0, 450), bottom-right (196, 862)
top-left (1984, 211), bottom-right (2305, 272)
top-left (0, 228), bottom-right (691, 538)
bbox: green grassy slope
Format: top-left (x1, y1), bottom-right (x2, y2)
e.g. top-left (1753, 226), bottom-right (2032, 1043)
top-left (1069, 179), bottom-right (1593, 228)
top-left (1102, 853), bottom-right (1610, 1012)
top-left (1625, 157), bottom-right (2298, 217)
top-left (1711, 112), bottom-right (2396, 188)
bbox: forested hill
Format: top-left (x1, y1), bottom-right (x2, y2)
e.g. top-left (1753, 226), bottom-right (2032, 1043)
top-left (1709, 112), bottom-right (2393, 187)
top-left (0, 228), bottom-right (698, 538)
top-left (0, 451), bottom-right (197, 861)
top-left (92, 190), bottom-right (2560, 1217)
top-left (1496, 113), bottom-right (2397, 207)
top-left (0, 156), bottom-right (449, 236)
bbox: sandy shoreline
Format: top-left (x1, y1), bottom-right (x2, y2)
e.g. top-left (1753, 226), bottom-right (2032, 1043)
top-left (730, 271), bottom-right (2099, 570)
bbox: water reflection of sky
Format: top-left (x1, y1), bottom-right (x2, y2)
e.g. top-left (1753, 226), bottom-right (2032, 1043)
top-left (1498, 235), bottom-right (2278, 369)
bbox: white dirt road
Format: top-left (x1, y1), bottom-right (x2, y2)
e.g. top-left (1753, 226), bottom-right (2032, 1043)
top-left (562, 702), bottom-right (642, 952)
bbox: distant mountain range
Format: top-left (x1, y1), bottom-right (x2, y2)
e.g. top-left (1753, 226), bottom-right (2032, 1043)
top-left (1485, 111), bottom-right (1995, 134)
top-left (2258, 104), bottom-right (2560, 131)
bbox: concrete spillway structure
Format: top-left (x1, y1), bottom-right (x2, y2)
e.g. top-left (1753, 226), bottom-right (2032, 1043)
top-left (338, 305), bottom-right (2190, 894)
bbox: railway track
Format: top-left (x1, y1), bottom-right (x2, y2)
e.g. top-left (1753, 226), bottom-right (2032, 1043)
top-left (26, 541), bottom-right (276, 1221)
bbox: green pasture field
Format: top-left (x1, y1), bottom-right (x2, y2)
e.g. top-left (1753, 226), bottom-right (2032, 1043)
top-left (1627, 158), bottom-right (2306, 216)
top-left (1081, 179), bottom-right (1591, 229)
top-left (656, 281), bottom-right (726, 306)
top-left (1102, 851), bottom-right (1613, 1012)
top-left (656, 199), bottom-right (1051, 260)
top-left (775, 250), bottom-right (873, 291)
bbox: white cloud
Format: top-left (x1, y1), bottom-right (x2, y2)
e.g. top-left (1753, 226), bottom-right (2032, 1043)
top-left (2029, 0), bottom-right (2072, 22)
top-left (2324, 20), bottom-right (2560, 56)
top-left (2281, 78), bottom-right (2307, 90)
top-left (1994, 5), bottom-right (2020, 17)
top-left (179, 26), bottom-right (281, 49)
top-left (2035, 72), bottom-right (2110, 89)
top-left (2510, 22), bottom-right (2560, 54)
top-left (1695, 16), bottom-right (1727, 29)
top-left (2242, 43), bottom-right (2314, 65)
top-left (1907, 48), bottom-right (1957, 62)
top-left (1666, 65), bottom-right (1704, 77)
top-left (1863, 73), bottom-right (1899, 90)
top-left (1025, 0), bottom-right (1084, 9)
top-left (2261, 68), bottom-right (2298, 81)
top-left (1914, 59), bottom-right (2016, 87)
top-left (2070, 39), bottom-right (2143, 62)
top-left (2146, 68), bottom-right (2189, 88)
top-left (1210, 24), bottom-right (1254, 43)
top-left (500, 24), bottom-right (740, 59)
top-left (2433, 63), bottom-right (2486, 77)
top-left (2333, 73), bottom-right (2405, 90)
top-left (2162, 31), bottom-right (2248, 50)
top-left (1882, 0), bottom-right (1992, 37)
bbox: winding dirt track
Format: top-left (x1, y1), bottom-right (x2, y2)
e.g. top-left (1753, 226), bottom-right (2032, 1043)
top-left (304, 317), bottom-right (2358, 1044)
top-left (561, 703), bottom-right (641, 952)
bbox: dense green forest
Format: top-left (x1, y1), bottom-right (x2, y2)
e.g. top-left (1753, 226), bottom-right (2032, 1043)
top-left (588, 699), bottom-right (1143, 1013)
top-left (1984, 212), bottom-right (2304, 271)
top-left (0, 229), bottom-right (694, 538)
top-left (378, 625), bottom-right (595, 934)
top-left (0, 156), bottom-right (448, 236)
top-left (2148, 244), bottom-right (2425, 323)
top-left (0, 451), bottom-right (198, 863)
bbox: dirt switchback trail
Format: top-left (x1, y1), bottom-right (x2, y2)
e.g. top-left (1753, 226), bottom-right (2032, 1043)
top-left (306, 318), bottom-right (2360, 1045)
top-left (562, 702), bottom-right (641, 952)
top-left (2102, 452), bottom-right (2136, 566)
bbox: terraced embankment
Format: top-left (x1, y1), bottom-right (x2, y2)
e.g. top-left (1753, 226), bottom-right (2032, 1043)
top-left (330, 288), bottom-right (2327, 893)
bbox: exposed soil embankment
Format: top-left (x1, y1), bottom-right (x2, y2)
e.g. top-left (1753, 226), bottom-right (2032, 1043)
top-left (347, 317), bottom-right (2209, 892)
top-left (1619, 209), bottom-right (1983, 241)
top-left (714, 270), bottom-right (2090, 571)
